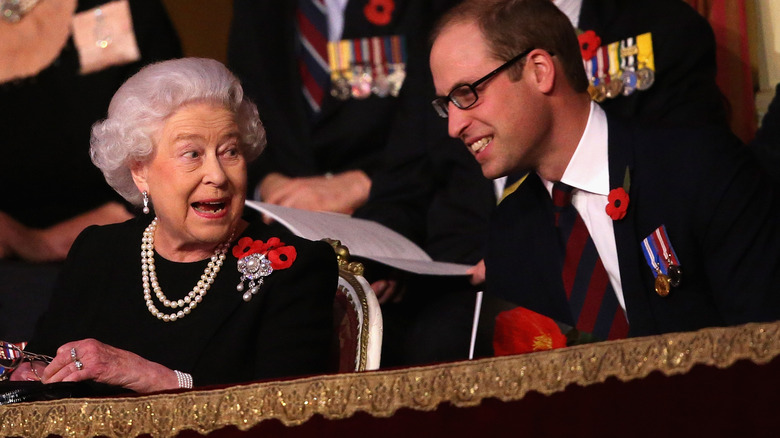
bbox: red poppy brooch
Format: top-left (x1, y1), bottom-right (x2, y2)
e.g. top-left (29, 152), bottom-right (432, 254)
top-left (233, 236), bottom-right (297, 301)
top-left (577, 30), bottom-right (601, 61)
top-left (606, 166), bottom-right (631, 221)
top-left (364, 0), bottom-right (394, 26)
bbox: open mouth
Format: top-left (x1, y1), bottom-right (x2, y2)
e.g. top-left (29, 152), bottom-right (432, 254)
top-left (469, 136), bottom-right (492, 153)
top-left (192, 201), bottom-right (227, 214)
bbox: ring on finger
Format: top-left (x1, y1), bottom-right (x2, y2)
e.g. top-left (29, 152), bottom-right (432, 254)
top-left (74, 359), bottom-right (84, 371)
top-left (70, 347), bottom-right (77, 361)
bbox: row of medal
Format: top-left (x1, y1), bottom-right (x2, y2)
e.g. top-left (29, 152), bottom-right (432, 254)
top-left (641, 225), bottom-right (682, 298)
top-left (326, 35), bottom-right (407, 100)
top-left (585, 32), bottom-right (655, 103)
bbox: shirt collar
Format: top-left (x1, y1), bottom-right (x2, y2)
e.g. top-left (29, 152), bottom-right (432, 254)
top-left (559, 101), bottom-right (610, 196)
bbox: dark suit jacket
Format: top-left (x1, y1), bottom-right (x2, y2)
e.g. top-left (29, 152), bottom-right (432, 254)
top-left (28, 213), bottom-right (338, 387)
top-left (485, 116), bottom-right (780, 337)
top-left (579, 0), bottom-right (727, 128)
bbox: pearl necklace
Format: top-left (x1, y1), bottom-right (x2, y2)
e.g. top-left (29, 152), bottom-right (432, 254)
top-left (141, 218), bottom-right (232, 322)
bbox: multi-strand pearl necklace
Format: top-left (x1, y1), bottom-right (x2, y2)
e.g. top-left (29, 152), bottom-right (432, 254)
top-left (141, 218), bottom-right (232, 322)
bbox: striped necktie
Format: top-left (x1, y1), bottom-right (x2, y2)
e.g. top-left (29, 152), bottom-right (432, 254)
top-left (296, 0), bottom-right (330, 115)
top-left (552, 182), bottom-right (629, 340)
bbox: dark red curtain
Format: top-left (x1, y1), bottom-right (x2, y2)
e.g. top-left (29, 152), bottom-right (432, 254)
top-left (685, 0), bottom-right (756, 143)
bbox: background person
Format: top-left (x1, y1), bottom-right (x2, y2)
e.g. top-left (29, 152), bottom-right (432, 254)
top-left (11, 58), bottom-right (338, 392)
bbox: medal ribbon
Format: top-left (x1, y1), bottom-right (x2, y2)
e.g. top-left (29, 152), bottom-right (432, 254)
top-left (327, 41), bottom-right (340, 82)
top-left (636, 32), bottom-right (655, 71)
top-left (641, 237), bottom-right (665, 278)
top-left (607, 41), bottom-right (621, 78)
top-left (338, 40), bottom-right (353, 82)
top-left (596, 45), bottom-right (608, 85)
top-left (620, 37), bottom-right (637, 72)
top-left (652, 225), bottom-right (679, 267)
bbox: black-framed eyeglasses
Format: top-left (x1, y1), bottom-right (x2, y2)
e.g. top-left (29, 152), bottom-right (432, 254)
top-left (431, 48), bottom-right (536, 118)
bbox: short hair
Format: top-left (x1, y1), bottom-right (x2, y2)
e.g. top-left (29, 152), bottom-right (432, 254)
top-left (431, 0), bottom-right (589, 92)
top-left (90, 57), bottom-right (266, 206)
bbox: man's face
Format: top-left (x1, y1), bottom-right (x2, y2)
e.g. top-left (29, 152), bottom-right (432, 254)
top-left (430, 21), bottom-right (550, 179)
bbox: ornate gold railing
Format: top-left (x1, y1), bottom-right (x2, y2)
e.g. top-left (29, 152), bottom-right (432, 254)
top-left (1, 320), bottom-right (778, 437)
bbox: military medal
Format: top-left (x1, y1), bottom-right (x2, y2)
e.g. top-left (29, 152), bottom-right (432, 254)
top-left (585, 56), bottom-right (605, 102)
top-left (370, 36), bottom-right (391, 97)
top-left (619, 37), bottom-right (638, 96)
top-left (667, 263), bottom-right (682, 288)
top-left (642, 225), bottom-right (682, 296)
top-left (595, 46), bottom-right (609, 98)
top-left (350, 39), bottom-right (372, 99)
top-left (654, 273), bottom-right (671, 297)
top-left (635, 32), bottom-right (656, 91)
top-left (636, 67), bottom-right (655, 90)
top-left (605, 42), bottom-right (624, 98)
top-left (328, 41), bottom-right (351, 100)
top-left (386, 35), bottom-right (406, 96)
top-left (653, 225), bottom-right (682, 287)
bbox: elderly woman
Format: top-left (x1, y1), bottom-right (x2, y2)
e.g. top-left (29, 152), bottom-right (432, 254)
top-left (10, 58), bottom-right (338, 392)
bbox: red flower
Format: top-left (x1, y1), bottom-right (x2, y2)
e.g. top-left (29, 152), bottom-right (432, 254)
top-left (232, 237), bottom-right (265, 259)
top-left (364, 0), bottom-right (394, 26)
top-left (578, 30), bottom-right (601, 61)
top-left (606, 187), bottom-right (630, 220)
top-left (268, 245), bottom-right (297, 270)
top-left (493, 307), bottom-right (567, 356)
top-left (232, 236), bottom-right (297, 270)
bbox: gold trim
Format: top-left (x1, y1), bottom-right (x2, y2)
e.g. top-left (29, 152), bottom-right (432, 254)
top-left (337, 271), bottom-right (371, 371)
top-left (1, 321), bottom-right (778, 437)
top-left (323, 238), bottom-right (364, 276)
top-left (327, 237), bottom-right (370, 371)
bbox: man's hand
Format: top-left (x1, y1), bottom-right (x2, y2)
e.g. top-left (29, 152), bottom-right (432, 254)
top-left (466, 259), bottom-right (486, 286)
top-left (0, 202), bottom-right (132, 262)
top-left (260, 170), bottom-right (372, 214)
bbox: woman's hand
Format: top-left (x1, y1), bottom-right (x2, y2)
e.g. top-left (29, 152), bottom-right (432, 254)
top-left (8, 361), bottom-right (46, 382)
top-left (41, 339), bottom-right (181, 393)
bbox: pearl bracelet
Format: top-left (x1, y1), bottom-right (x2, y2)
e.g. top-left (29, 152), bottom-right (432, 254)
top-left (174, 370), bottom-right (193, 389)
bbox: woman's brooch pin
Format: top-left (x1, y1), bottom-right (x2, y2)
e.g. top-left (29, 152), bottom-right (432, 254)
top-left (232, 237), bottom-right (297, 302)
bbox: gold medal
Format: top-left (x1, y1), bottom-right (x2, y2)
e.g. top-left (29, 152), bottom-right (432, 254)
top-left (588, 83), bottom-right (606, 102)
top-left (655, 274), bottom-right (671, 297)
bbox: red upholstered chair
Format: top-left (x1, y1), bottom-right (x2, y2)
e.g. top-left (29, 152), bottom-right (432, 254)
top-left (325, 239), bottom-right (383, 372)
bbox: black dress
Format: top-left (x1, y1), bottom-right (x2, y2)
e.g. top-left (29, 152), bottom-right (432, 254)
top-left (28, 214), bottom-right (338, 387)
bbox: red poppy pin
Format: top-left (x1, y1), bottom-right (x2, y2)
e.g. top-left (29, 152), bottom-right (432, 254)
top-left (577, 30), bottom-right (601, 61)
top-left (364, 0), bottom-right (394, 26)
top-left (233, 236), bottom-right (297, 301)
top-left (606, 166), bottom-right (631, 221)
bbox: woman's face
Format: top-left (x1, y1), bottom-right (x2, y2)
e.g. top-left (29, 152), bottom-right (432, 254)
top-left (132, 102), bottom-right (247, 258)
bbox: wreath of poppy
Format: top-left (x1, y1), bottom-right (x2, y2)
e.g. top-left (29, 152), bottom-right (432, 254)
top-left (364, 0), bottom-right (394, 26)
top-left (578, 30), bottom-right (601, 61)
top-left (606, 187), bottom-right (630, 221)
top-left (232, 236), bottom-right (297, 270)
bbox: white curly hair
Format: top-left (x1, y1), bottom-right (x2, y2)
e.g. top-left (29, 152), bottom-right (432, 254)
top-left (90, 57), bottom-right (266, 206)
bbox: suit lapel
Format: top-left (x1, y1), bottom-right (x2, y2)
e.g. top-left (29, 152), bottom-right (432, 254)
top-left (487, 173), bottom-right (576, 326)
top-left (606, 116), bottom-right (656, 335)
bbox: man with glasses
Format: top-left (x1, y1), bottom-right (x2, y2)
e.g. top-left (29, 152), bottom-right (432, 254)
top-left (429, 0), bottom-right (780, 343)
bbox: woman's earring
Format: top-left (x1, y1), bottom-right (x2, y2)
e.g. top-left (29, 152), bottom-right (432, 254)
top-left (142, 191), bottom-right (150, 214)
